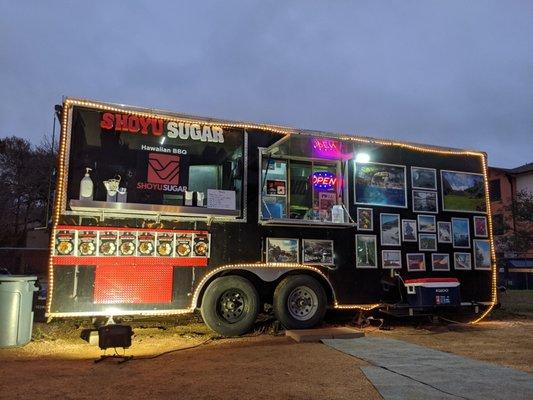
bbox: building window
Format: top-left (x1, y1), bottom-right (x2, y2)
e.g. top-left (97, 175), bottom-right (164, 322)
top-left (493, 214), bottom-right (505, 235)
top-left (489, 179), bottom-right (501, 202)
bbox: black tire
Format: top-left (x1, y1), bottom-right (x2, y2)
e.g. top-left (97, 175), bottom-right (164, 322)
top-left (200, 275), bottom-right (259, 337)
top-left (273, 275), bottom-right (327, 330)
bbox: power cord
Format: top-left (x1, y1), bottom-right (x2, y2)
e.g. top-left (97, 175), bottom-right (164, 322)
top-left (129, 338), bottom-right (213, 361)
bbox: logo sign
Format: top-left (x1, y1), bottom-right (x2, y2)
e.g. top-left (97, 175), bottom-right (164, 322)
top-left (137, 153), bottom-right (187, 193)
top-left (311, 171), bottom-right (337, 190)
top-left (147, 153), bottom-right (180, 185)
top-left (100, 112), bottom-right (225, 143)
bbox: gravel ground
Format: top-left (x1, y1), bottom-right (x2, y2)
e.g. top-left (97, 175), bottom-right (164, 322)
top-left (1, 292), bottom-right (531, 399)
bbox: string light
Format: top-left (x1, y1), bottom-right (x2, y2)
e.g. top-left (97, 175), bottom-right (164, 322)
top-left (470, 153), bottom-right (497, 324)
top-left (46, 98), bottom-right (496, 322)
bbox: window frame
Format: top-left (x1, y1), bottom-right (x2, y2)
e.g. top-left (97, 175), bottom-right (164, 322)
top-left (258, 149), bottom-right (353, 227)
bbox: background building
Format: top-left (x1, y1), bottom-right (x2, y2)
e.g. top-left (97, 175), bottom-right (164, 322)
top-left (489, 162), bottom-right (533, 289)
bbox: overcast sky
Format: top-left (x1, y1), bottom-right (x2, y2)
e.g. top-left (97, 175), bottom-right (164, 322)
top-left (1, 1), bottom-right (532, 168)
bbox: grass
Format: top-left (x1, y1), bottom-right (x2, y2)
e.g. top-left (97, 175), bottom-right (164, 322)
top-left (498, 290), bottom-right (533, 315)
top-left (443, 194), bottom-right (484, 211)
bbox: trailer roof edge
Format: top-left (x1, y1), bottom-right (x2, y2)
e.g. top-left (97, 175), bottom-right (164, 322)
top-left (62, 96), bottom-right (486, 156)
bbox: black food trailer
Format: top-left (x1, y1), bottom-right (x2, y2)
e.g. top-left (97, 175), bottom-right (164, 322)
top-left (47, 98), bottom-right (497, 336)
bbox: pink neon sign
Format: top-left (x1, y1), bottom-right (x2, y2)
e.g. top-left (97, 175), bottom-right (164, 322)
top-left (311, 139), bottom-right (342, 159)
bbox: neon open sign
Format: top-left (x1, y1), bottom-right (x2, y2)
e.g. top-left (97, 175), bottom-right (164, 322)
top-left (311, 139), bottom-right (342, 159)
top-left (311, 171), bottom-right (337, 190)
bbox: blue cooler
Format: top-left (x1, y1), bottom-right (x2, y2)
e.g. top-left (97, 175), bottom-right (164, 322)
top-left (405, 278), bottom-right (461, 307)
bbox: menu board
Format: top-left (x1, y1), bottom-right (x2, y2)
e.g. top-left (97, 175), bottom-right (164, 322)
top-left (207, 189), bottom-right (236, 210)
top-left (53, 226), bottom-right (211, 259)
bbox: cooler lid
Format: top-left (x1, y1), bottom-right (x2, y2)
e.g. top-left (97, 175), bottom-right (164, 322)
top-left (404, 277), bottom-right (460, 288)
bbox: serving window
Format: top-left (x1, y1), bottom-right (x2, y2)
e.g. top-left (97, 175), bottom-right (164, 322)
top-left (66, 106), bottom-right (244, 219)
top-left (259, 134), bottom-right (353, 226)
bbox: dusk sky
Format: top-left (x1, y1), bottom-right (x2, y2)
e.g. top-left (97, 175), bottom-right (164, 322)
top-left (1, 1), bottom-right (532, 168)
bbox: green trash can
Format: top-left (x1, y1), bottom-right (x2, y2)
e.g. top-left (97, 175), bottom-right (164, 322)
top-left (0, 275), bottom-right (39, 348)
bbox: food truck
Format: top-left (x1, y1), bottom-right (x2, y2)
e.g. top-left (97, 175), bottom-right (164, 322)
top-left (47, 98), bottom-right (497, 336)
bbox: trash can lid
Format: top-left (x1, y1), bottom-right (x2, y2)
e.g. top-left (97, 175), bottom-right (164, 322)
top-left (0, 275), bottom-right (38, 282)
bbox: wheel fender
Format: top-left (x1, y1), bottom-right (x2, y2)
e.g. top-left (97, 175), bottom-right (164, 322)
top-left (191, 264), bottom-right (336, 309)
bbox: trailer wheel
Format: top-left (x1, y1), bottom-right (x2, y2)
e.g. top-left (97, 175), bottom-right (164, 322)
top-left (200, 276), bottom-right (259, 337)
top-left (273, 275), bottom-right (327, 330)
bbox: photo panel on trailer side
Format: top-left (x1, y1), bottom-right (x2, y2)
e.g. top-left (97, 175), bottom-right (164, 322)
top-left (380, 213), bottom-right (401, 246)
top-left (440, 169), bottom-right (487, 214)
top-left (411, 166), bottom-right (437, 190)
top-left (354, 161), bottom-right (407, 208)
top-left (355, 234), bottom-right (378, 268)
top-left (401, 219), bottom-right (418, 242)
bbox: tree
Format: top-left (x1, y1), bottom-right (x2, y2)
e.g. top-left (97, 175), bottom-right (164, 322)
top-left (0, 136), bottom-right (56, 246)
top-left (495, 189), bottom-right (533, 256)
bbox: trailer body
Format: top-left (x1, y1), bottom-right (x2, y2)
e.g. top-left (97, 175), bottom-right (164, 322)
top-left (47, 98), bottom-right (496, 331)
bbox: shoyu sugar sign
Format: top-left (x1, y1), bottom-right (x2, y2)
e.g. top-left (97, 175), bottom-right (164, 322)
top-left (100, 112), bottom-right (225, 143)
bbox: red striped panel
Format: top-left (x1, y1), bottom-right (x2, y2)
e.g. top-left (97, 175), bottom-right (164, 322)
top-left (93, 265), bottom-right (173, 304)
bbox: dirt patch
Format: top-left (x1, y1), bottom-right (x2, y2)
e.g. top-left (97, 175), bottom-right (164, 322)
top-left (0, 334), bottom-right (381, 400)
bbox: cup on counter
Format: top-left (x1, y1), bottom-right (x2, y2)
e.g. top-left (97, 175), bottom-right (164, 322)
top-left (196, 192), bottom-right (205, 207)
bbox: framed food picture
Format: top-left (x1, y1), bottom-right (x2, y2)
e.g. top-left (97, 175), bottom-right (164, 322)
top-left (402, 219), bottom-right (417, 242)
top-left (193, 234), bottom-right (210, 257)
top-left (473, 239), bottom-right (491, 270)
top-left (357, 207), bottom-right (373, 231)
top-left (119, 231), bottom-right (137, 256)
top-left (437, 221), bottom-right (452, 243)
top-left (266, 238), bottom-right (299, 263)
top-left (176, 234), bottom-right (193, 257)
top-left (302, 239), bottom-right (334, 265)
top-left (431, 253), bottom-right (450, 271)
top-left (441, 170), bottom-right (486, 213)
top-left (98, 231), bottom-right (118, 256)
top-left (452, 218), bottom-right (470, 248)
top-left (78, 230), bottom-right (97, 256)
top-left (406, 253), bottom-right (426, 272)
top-left (55, 229), bottom-right (76, 256)
top-left (380, 213), bottom-right (400, 246)
top-left (417, 215), bottom-right (436, 233)
top-left (156, 233), bottom-right (174, 257)
top-left (454, 252), bottom-right (472, 270)
top-left (474, 216), bottom-right (488, 237)
top-left (354, 162), bottom-right (407, 208)
top-left (137, 232), bottom-right (156, 256)
top-left (411, 167), bottom-right (437, 190)
top-left (412, 190), bottom-right (438, 213)
top-left (419, 234), bottom-right (437, 251)
top-left (382, 250), bottom-right (402, 269)
top-left (355, 235), bottom-right (377, 268)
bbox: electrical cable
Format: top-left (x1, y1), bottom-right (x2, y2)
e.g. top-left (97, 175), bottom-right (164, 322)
top-left (129, 338), bottom-right (213, 361)
top-left (438, 315), bottom-right (468, 325)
